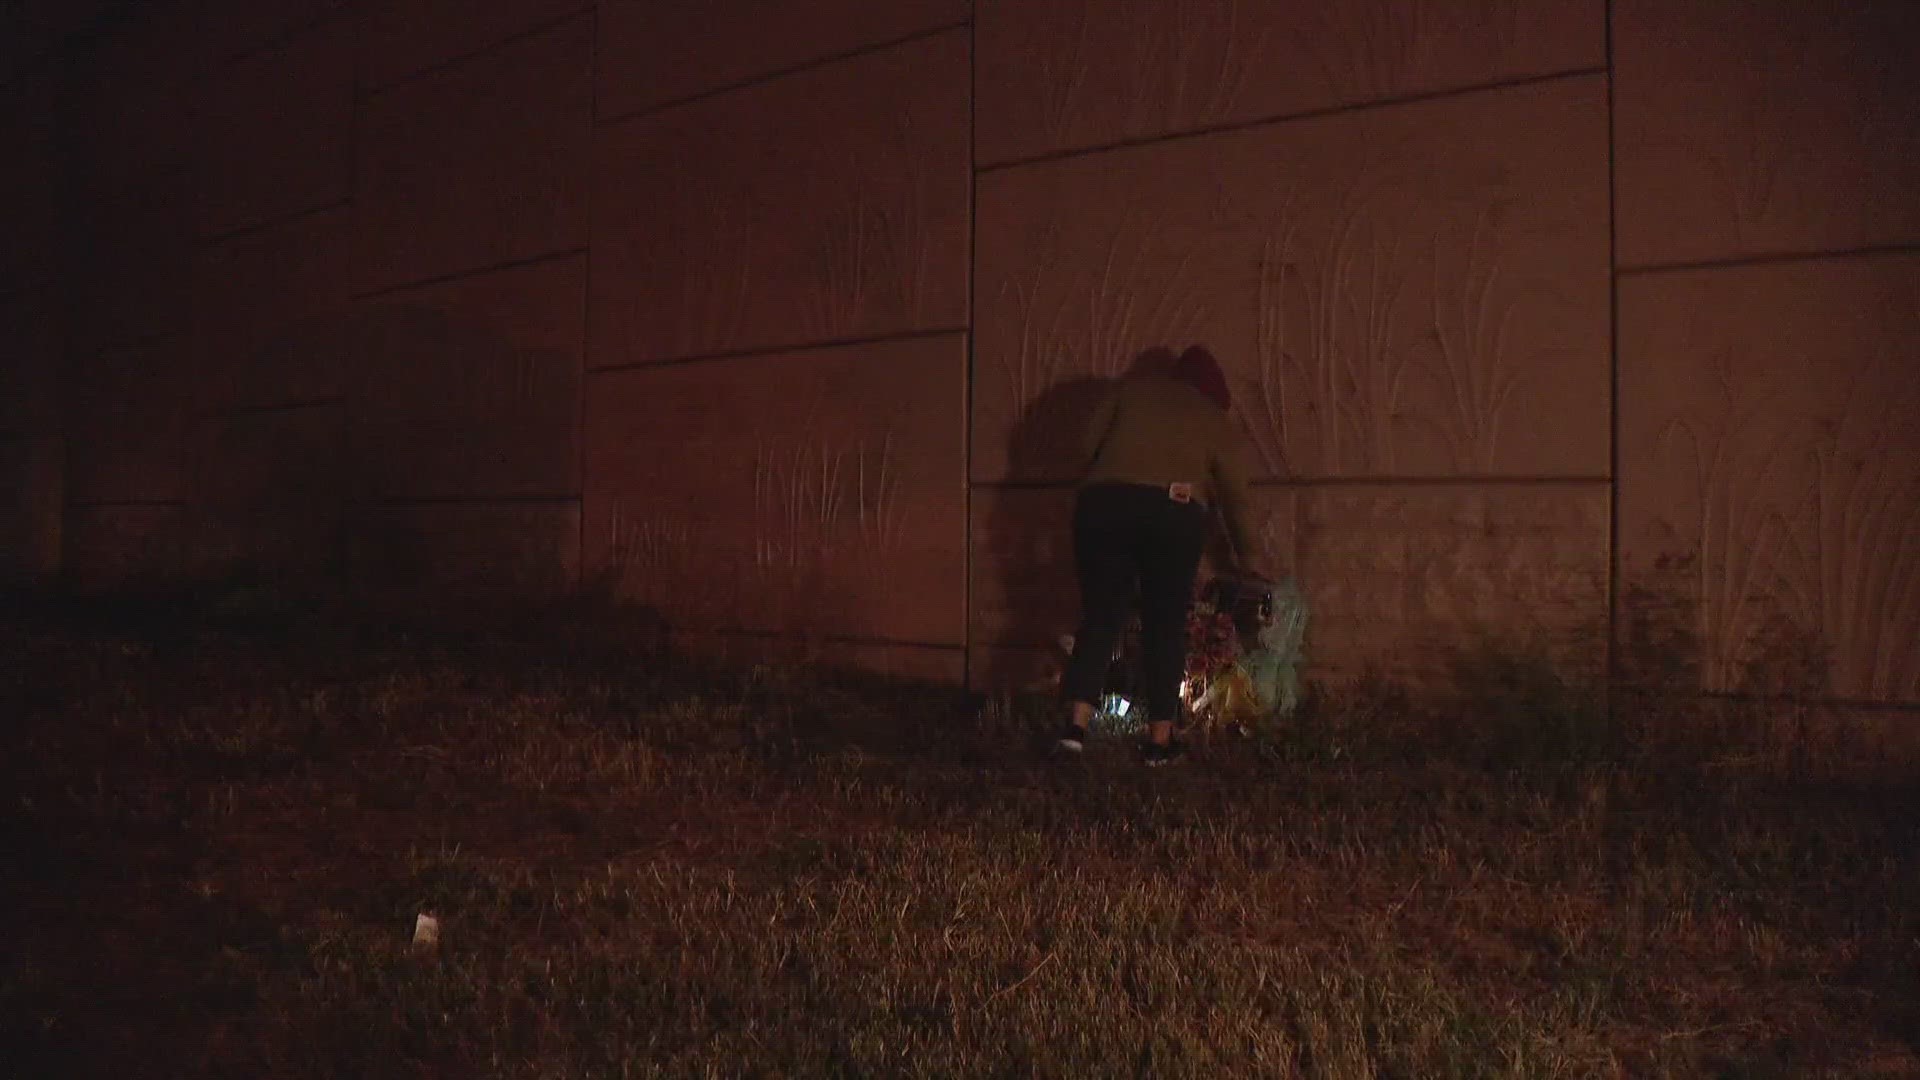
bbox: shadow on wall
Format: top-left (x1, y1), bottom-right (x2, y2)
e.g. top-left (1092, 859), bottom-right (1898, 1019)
top-left (982, 347), bottom-right (1179, 686)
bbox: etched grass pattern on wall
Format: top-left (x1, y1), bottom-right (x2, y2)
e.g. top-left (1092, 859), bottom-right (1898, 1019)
top-left (1245, 193), bottom-right (1411, 477)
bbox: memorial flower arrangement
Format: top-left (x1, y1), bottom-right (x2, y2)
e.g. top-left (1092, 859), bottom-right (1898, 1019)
top-left (1086, 573), bottom-right (1306, 734)
top-left (1183, 588), bottom-right (1242, 695)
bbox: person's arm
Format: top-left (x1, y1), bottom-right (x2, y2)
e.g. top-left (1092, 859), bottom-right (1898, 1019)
top-left (1076, 383), bottom-right (1119, 478)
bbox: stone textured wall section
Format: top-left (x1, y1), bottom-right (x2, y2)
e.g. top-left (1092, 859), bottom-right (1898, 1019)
top-left (973, 75), bottom-right (1610, 484)
top-left (1614, 0), bottom-right (1920, 268)
top-left (598, 0), bottom-right (968, 119)
top-left (1618, 253), bottom-right (1920, 704)
top-left (977, 0), bottom-right (1602, 166)
top-left (356, 15), bottom-right (591, 290)
top-left (194, 16), bottom-right (354, 237)
top-left (593, 29), bottom-right (969, 367)
top-left (351, 255), bottom-right (586, 501)
top-left (585, 334), bottom-right (968, 647)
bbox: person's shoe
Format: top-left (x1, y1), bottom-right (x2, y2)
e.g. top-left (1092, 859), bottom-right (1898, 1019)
top-left (1142, 739), bottom-right (1187, 767)
top-left (1056, 722), bottom-right (1091, 753)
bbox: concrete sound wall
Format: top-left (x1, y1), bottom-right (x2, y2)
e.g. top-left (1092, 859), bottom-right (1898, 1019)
top-left (1, 1), bottom-right (1915, 705)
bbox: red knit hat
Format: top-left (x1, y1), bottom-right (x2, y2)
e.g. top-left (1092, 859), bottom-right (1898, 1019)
top-left (1172, 345), bottom-right (1230, 411)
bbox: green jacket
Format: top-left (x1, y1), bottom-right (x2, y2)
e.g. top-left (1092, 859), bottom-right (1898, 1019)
top-left (1078, 374), bottom-right (1256, 565)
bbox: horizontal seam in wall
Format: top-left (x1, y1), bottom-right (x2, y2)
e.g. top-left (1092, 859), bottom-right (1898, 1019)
top-left (362, 6), bottom-right (595, 96)
top-left (972, 475), bottom-right (1615, 491)
top-left (204, 198), bottom-right (353, 245)
top-left (351, 247), bottom-right (589, 300)
top-left (978, 66), bottom-right (1611, 174)
top-left (685, 630), bottom-right (966, 653)
top-left (202, 400), bottom-right (342, 419)
top-left (1617, 241), bottom-right (1920, 277)
top-left (1689, 689), bottom-right (1920, 716)
top-left (67, 500), bottom-right (189, 510)
top-left (357, 495), bottom-right (583, 509)
top-left (72, 330), bottom-right (177, 359)
top-left (598, 19), bottom-right (972, 126)
top-left (591, 326), bottom-right (970, 374)
top-left (6, 6), bottom-right (156, 74)
top-left (221, 7), bottom-right (357, 67)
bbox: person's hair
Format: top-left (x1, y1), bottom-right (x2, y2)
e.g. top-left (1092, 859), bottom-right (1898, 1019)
top-left (1172, 345), bottom-right (1230, 411)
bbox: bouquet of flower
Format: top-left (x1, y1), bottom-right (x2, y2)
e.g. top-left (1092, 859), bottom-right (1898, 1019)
top-left (1078, 573), bottom-right (1307, 734)
top-left (1183, 588), bottom-right (1242, 696)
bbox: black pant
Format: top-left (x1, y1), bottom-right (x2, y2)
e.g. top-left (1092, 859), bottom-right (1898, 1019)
top-left (1060, 483), bottom-right (1209, 726)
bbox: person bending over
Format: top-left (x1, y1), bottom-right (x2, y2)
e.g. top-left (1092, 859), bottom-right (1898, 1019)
top-left (1056, 345), bottom-right (1257, 766)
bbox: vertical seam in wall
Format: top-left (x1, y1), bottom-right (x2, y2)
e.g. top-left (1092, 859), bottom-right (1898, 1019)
top-left (1604, 0), bottom-right (1623, 694)
top-left (335, 3), bottom-right (367, 583)
top-left (962, 12), bottom-right (979, 689)
top-left (577, 4), bottom-right (598, 595)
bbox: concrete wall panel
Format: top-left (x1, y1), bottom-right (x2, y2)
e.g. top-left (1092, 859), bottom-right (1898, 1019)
top-left (196, 17), bottom-right (354, 236)
top-left (69, 209), bottom-right (197, 352)
top-left (193, 207), bottom-right (358, 411)
top-left (66, 338), bottom-right (197, 505)
top-left (1286, 483), bottom-right (1609, 685)
top-left (0, 433), bottom-right (62, 584)
top-left (967, 644), bottom-right (1057, 695)
top-left (598, 0), bottom-right (968, 119)
top-left (0, 83), bottom-right (63, 293)
top-left (0, 1), bottom-right (113, 82)
top-left (584, 334), bottom-right (967, 646)
top-left (1619, 253), bottom-right (1920, 704)
top-left (191, 0), bottom-right (350, 64)
top-left (978, 0), bottom-right (1602, 166)
top-left (0, 290), bottom-right (62, 436)
top-left (593, 29), bottom-right (969, 367)
top-left (968, 480), bottom-right (1606, 686)
top-left (67, 74), bottom-right (199, 348)
top-left (0, 291), bottom-right (63, 584)
top-left (974, 75), bottom-right (1610, 483)
top-left (346, 502), bottom-right (580, 604)
top-left (64, 505), bottom-right (192, 590)
top-left (1614, 0), bottom-right (1920, 268)
top-left (356, 16), bottom-right (591, 290)
top-left (192, 505), bottom-right (346, 581)
top-left (352, 255), bottom-right (585, 500)
top-left (968, 486), bottom-right (1076, 653)
top-left (194, 403), bottom-right (348, 509)
top-left (361, 0), bottom-right (590, 90)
